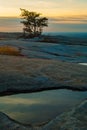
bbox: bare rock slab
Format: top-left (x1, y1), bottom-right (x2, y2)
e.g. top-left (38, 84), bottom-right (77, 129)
top-left (0, 55), bottom-right (87, 96)
top-left (42, 100), bottom-right (87, 130)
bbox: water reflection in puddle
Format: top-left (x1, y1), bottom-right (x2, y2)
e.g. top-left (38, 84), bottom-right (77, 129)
top-left (0, 89), bottom-right (87, 124)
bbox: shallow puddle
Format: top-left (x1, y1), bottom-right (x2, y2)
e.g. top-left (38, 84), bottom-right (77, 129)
top-left (0, 89), bottom-right (87, 125)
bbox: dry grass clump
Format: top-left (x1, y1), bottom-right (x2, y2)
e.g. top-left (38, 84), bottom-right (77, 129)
top-left (0, 46), bottom-right (21, 56)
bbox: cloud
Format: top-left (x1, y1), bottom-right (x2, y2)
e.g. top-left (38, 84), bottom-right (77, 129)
top-left (49, 15), bottom-right (87, 24)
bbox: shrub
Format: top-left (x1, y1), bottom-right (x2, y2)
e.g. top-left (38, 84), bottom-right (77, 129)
top-left (0, 46), bottom-right (21, 56)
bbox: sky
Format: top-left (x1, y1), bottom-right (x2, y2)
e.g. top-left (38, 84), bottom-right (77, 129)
top-left (0, 0), bottom-right (87, 32)
top-left (0, 0), bottom-right (87, 23)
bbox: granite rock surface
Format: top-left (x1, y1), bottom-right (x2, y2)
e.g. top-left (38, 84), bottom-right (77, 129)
top-left (0, 55), bottom-right (87, 96)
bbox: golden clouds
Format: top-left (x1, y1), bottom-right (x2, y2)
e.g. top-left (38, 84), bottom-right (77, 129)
top-left (0, 0), bottom-right (87, 20)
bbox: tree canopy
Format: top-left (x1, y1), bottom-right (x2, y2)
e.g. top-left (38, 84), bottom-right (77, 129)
top-left (20, 8), bottom-right (48, 38)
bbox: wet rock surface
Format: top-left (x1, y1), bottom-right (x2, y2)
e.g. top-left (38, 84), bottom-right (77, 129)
top-left (0, 100), bottom-right (87, 130)
top-left (42, 100), bottom-right (87, 130)
top-left (0, 112), bottom-right (38, 130)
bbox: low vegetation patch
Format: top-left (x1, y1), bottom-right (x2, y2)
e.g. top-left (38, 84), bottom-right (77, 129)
top-left (0, 46), bottom-right (21, 56)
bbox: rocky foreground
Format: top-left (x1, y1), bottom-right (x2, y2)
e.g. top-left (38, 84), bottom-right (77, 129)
top-left (0, 100), bottom-right (87, 130)
top-left (0, 35), bottom-right (87, 129)
top-left (0, 55), bottom-right (87, 95)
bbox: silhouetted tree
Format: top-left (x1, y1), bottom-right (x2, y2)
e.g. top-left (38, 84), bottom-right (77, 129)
top-left (20, 8), bottom-right (48, 38)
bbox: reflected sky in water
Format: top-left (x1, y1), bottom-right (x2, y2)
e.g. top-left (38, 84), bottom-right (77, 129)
top-left (0, 89), bottom-right (87, 124)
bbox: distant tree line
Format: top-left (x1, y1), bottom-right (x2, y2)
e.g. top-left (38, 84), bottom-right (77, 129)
top-left (20, 9), bottom-right (48, 38)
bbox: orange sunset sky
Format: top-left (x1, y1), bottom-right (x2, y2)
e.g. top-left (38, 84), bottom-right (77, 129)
top-left (0, 0), bottom-right (87, 23)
